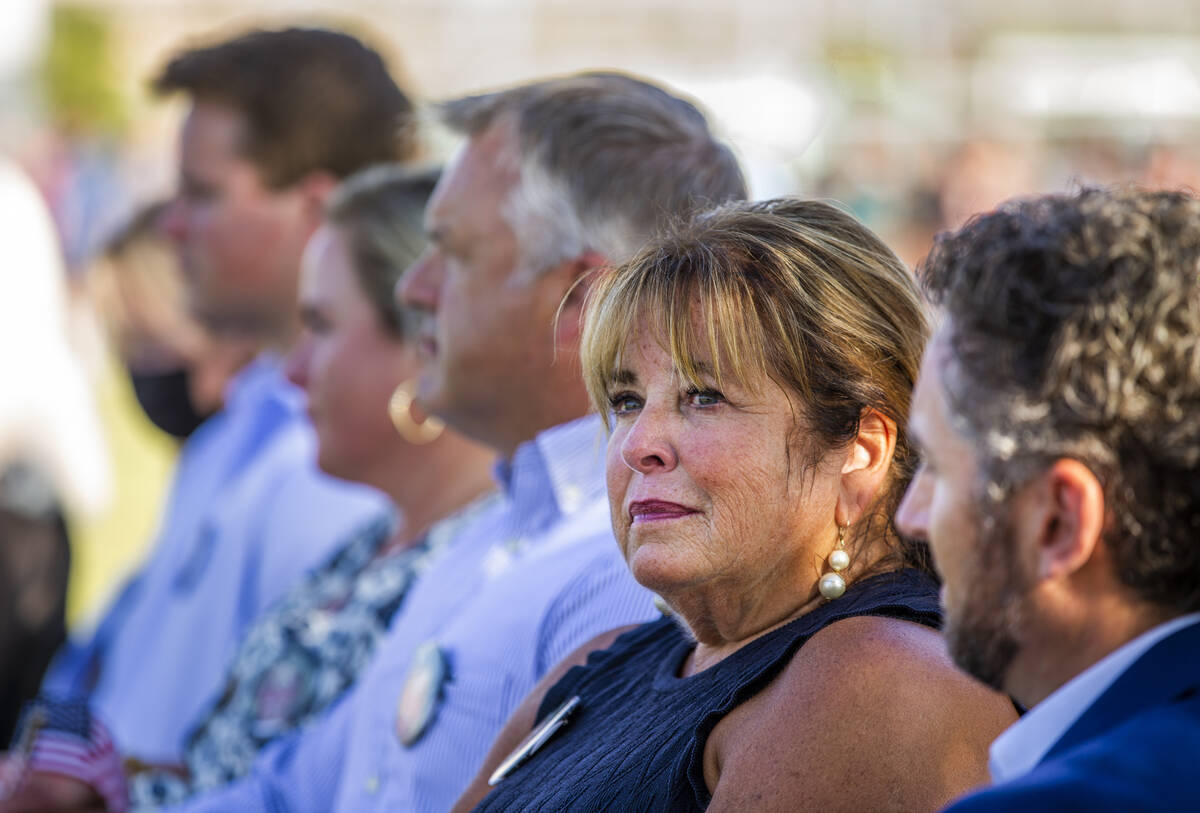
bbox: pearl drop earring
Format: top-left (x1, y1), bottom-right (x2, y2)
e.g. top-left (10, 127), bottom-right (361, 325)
top-left (818, 523), bottom-right (850, 600)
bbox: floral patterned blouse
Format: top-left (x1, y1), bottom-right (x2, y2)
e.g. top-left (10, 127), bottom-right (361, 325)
top-left (129, 495), bottom-right (497, 809)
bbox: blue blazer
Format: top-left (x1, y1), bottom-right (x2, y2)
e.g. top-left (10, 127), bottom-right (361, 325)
top-left (943, 620), bottom-right (1200, 812)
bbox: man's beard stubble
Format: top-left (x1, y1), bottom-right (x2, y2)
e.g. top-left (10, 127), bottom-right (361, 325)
top-left (942, 501), bottom-right (1028, 694)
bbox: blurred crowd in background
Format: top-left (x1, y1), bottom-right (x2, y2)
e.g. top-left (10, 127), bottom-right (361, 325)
top-left (3, 0), bottom-right (1200, 735)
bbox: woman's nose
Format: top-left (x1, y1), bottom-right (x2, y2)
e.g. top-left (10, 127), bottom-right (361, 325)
top-left (619, 409), bottom-right (678, 474)
top-left (283, 335), bottom-right (313, 391)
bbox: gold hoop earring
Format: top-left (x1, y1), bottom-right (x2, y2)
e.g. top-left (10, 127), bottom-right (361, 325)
top-left (818, 523), bottom-right (850, 600)
top-left (389, 378), bottom-right (444, 445)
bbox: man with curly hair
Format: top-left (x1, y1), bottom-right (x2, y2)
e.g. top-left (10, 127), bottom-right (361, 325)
top-left (898, 187), bottom-right (1200, 812)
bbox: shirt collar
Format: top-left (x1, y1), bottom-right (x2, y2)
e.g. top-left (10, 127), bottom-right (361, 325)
top-left (989, 612), bottom-right (1200, 783)
top-left (223, 353), bottom-right (304, 414)
top-left (491, 414), bottom-right (607, 539)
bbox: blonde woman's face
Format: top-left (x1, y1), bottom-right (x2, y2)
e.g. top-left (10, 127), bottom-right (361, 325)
top-left (286, 225), bottom-right (418, 484)
top-left (603, 329), bottom-right (843, 611)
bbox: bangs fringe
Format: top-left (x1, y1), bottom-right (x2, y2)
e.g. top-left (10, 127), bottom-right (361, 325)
top-left (582, 244), bottom-right (772, 428)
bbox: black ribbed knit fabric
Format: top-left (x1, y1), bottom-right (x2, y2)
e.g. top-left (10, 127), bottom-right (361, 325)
top-left (474, 568), bottom-right (941, 812)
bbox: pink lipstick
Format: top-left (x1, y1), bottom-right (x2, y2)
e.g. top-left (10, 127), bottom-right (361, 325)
top-left (629, 500), bottom-right (698, 522)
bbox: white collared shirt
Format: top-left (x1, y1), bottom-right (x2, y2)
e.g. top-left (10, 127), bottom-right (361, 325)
top-left (989, 611), bottom-right (1200, 782)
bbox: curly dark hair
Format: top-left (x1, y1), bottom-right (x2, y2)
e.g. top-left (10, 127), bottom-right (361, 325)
top-left (920, 187), bottom-right (1200, 613)
top-left (155, 27), bottom-right (416, 188)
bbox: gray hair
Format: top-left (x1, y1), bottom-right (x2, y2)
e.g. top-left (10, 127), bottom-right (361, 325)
top-left (920, 187), bottom-right (1200, 614)
top-left (438, 72), bottom-right (747, 272)
top-left (325, 164), bottom-right (439, 336)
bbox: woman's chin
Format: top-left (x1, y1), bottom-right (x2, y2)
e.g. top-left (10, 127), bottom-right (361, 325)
top-left (627, 544), bottom-right (694, 595)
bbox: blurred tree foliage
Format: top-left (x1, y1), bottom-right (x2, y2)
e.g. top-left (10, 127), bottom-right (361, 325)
top-left (39, 4), bottom-right (126, 136)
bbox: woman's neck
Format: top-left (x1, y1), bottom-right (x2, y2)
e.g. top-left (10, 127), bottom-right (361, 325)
top-left (378, 436), bottom-right (497, 554)
top-left (679, 589), bottom-right (827, 676)
top-left (678, 539), bottom-right (898, 676)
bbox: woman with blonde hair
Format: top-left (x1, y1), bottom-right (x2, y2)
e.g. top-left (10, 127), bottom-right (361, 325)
top-left (127, 166), bottom-right (500, 805)
top-left (455, 198), bottom-right (1016, 812)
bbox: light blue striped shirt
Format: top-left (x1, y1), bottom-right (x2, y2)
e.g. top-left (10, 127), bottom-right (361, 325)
top-left (171, 414), bottom-right (658, 812)
top-left (41, 357), bottom-right (389, 764)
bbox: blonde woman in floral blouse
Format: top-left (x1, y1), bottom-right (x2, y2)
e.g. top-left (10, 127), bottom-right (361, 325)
top-left (127, 166), bottom-right (501, 806)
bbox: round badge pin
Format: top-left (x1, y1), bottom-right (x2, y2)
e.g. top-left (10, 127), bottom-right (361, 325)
top-left (395, 640), bottom-right (449, 747)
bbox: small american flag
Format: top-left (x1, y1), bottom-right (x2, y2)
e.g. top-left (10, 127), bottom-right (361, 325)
top-left (12, 699), bottom-right (128, 811)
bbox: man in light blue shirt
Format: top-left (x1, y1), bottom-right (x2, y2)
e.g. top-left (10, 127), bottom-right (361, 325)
top-left (168, 73), bottom-right (747, 812)
top-left (43, 356), bottom-right (385, 765)
top-left (897, 188), bottom-right (1200, 812)
top-left (31, 27), bottom-right (416, 776)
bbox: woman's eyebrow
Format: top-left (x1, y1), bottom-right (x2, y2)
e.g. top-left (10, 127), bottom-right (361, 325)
top-left (609, 369), bottom-right (637, 387)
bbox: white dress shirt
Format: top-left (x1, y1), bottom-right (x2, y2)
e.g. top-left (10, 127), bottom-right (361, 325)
top-left (989, 611), bottom-right (1200, 783)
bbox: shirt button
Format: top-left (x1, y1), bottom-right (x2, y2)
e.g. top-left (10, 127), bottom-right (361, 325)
top-left (364, 775), bottom-right (380, 794)
top-left (560, 485), bottom-right (582, 513)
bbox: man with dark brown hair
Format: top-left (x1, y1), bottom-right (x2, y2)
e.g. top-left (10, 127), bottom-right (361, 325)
top-left (154, 26), bottom-right (417, 340)
top-left (155, 28), bottom-right (416, 189)
top-left (8, 27), bottom-right (413, 811)
top-left (898, 188), bottom-right (1200, 812)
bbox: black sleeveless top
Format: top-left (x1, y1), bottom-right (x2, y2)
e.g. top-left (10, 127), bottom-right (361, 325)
top-left (473, 568), bottom-right (941, 812)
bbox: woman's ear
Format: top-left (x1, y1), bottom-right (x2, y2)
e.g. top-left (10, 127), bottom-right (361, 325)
top-left (836, 409), bottom-right (898, 527)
